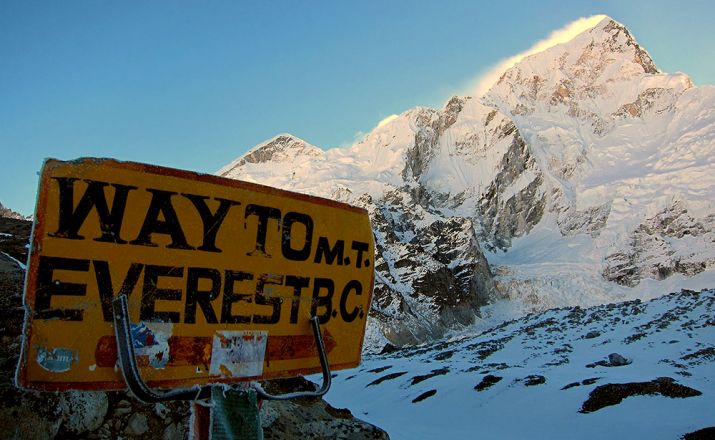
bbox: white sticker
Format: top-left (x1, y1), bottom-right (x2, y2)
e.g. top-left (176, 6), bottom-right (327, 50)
top-left (36, 346), bottom-right (78, 372)
top-left (131, 322), bottom-right (172, 369)
top-left (209, 331), bottom-right (268, 378)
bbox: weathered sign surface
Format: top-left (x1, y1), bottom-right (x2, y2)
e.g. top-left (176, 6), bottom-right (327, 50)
top-left (17, 158), bottom-right (374, 390)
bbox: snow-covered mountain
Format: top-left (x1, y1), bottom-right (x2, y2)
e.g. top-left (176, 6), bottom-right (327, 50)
top-left (219, 16), bottom-right (715, 348)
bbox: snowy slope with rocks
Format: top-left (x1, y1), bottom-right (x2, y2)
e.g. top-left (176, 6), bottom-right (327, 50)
top-left (219, 16), bottom-right (715, 348)
top-left (324, 288), bottom-right (715, 439)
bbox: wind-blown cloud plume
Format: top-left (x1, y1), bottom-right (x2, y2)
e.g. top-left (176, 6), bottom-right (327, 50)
top-left (469, 14), bottom-right (608, 97)
top-left (376, 114), bottom-right (399, 129)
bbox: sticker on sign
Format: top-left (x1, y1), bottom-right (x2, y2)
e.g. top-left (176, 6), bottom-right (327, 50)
top-left (17, 158), bottom-right (374, 391)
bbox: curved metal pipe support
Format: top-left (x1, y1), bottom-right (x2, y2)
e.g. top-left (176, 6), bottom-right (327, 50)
top-left (112, 294), bottom-right (212, 403)
top-left (253, 316), bottom-right (332, 401)
top-left (112, 295), bottom-right (332, 403)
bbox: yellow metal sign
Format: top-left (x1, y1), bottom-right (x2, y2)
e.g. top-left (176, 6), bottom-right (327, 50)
top-left (17, 158), bottom-right (374, 391)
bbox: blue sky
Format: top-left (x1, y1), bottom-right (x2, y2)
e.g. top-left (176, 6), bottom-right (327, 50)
top-left (2, 1), bottom-right (714, 216)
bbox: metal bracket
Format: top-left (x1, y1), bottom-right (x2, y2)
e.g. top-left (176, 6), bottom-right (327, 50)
top-left (112, 294), bottom-right (332, 403)
top-left (112, 294), bottom-right (211, 402)
top-left (252, 316), bottom-right (332, 401)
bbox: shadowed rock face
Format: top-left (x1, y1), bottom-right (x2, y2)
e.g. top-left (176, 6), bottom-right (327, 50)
top-left (360, 189), bottom-right (497, 346)
top-left (354, 98), bottom-right (545, 346)
top-left (477, 130), bottom-right (545, 251)
top-left (0, 218), bottom-right (388, 440)
top-left (604, 201), bottom-right (715, 286)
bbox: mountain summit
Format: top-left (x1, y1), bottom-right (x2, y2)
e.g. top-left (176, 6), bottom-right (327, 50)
top-left (220, 17), bottom-right (715, 348)
top-left (485, 16), bottom-right (687, 134)
top-left (219, 134), bottom-right (323, 173)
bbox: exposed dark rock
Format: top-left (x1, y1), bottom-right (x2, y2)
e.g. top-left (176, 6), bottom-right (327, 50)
top-left (366, 372), bottom-right (408, 387)
top-left (604, 201), bottom-right (714, 286)
top-left (379, 344), bottom-right (398, 355)
top-left (586, 353), bottom-right (632, 368)
top-left (523, 375), bottom-right (546, 386)
top-left (478, 134), bottom-right (545, 251)
top-left (558, 203), bottom-right (611, 237)
top-left (362, 188), bottom-right (497, 346)
top-left (475, 375), bottom-right (503, 391)
top-left (682, 427), bottom-right (715, 440)
top-left (410, 368), bottom-right (449, 386)
top-left (580, 377), bottom-right (702, 413)
top-left (607, 353), bottom-right (631, 366)
top-left (681, 347), bottom-right (715, 364)
top-left (411, 390), bottom-right (437, 403)
top-left (434, 350), bottom-right (454, 361)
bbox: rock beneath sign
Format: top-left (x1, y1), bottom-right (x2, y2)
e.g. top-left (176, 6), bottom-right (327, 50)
top-left (260, 377), bottom-right (390, 439)
top-left (163, 422), bottom-right (180, 440)
top-left (124, 413), bottom-right (149, 436)
top-left (58, 391), bottom-right (109, 434)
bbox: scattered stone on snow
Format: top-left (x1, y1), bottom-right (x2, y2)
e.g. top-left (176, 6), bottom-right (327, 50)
top-left (410, 368), bottom-right (449, 386)
top-left (608, 353), bottom-right (631, 366)
top-left (523, 375), bottom-right (547, 386)
top-left (475, 375), bottom-right (503, 391)
top-left (412, 390), bottom-right (437, 403)
top-left (586, 352), bottom-right (632, 368)
top-left (579, 377), bottom-right (702, 413)
top-left (367, 365), bottom-right (393, 374)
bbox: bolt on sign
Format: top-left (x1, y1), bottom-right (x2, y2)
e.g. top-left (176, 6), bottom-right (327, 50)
top-left (17, 158), bottom-right (374, 391)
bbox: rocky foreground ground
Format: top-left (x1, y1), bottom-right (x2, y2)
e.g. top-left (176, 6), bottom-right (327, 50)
top-left (0, 217), bottom-right (388, 439)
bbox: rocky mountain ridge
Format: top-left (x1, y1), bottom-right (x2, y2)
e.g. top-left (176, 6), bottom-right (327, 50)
top-left (0, 202), bottom-right (26, 221)
top-left (219, 16), bottom-right (715, 348)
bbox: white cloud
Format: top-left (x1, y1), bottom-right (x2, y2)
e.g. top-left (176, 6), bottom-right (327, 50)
top-left (341, 113), bottom-right (400, 147)
top-left (469, 14), bottom-right (608, 97)
top-left (376, 114), bottom-right (399, 129)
